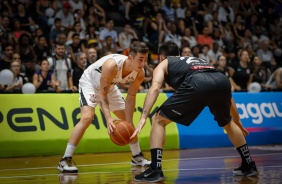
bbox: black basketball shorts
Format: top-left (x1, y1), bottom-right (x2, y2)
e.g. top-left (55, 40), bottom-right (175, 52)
top-left (159, 71), bottom-right (232, 127)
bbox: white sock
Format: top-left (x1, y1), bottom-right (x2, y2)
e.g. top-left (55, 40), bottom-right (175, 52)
top-left (129, 141), bottom-right (141, 156)
top-left (63, 143), bottom-right (76, 158)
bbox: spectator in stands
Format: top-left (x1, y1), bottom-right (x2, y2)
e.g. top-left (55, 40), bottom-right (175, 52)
top-left (181, 46), bottom-right (192, 57)
top-left (0, 44), bottom-right (14, 71)
top-left (49, 18), bottom-right (65, 46)
top-left (69, 33), bottom-right (87, 67)
top-left (143, 11), bottom-right (168, 47)
top-left (15, 34), bottom-right (36, 63)
top-left (83, 0), bottom-right (106, 27)
top-left (250, 55), bottom-right (271, 89)
top-left (218, 0), bottom-right (235, 23)
top-left (199, 44), bottom-right (214, 65)
top-left (118, 24), bottom-right (139, 52)
top-left (207, 41), bottom-right (222, 64)
top-left (237, 0), bottom-right (258, 18)
top-left (69, 0), bottom-right (83, 13)
top-left (21, 55), bottom-right (36, 83)
top-left (246, 44), bottom-right (256, 61)
top-left (223, 32), bottom-right (238, 63)
top-left (101, 36), bottom-right (116, 56)
top-left (0, 15), bottom-right (16, 46)
top-left (211, 28), bottom-right (224, 49)
top-left (86, 24), bottom-right (99, 41)
top-left (11, 53), bottom-right (25, 76)
top-left (1, 0), bottom-right (14, 18)
top-left (191, 45), bottom-right (200, 58)
top-left (54, 2), bottom-right (75, 32)
top-left (87, 39), bottom-right (99, 55)
top-left (4, 60), bottom-right (27, 92)
top-left (175, 0), bottom-right (188, 34)
top-left (99, 19), bottom-right (119, 52)
top-left (182, 27), bottom-right (198, 48)
top-left (34, 27), bottom-right (45, 41)
top-left (241, 29), bottom-right (254, 50)
top-left (72, 52), bottom-right (87, 89)
top-left (34, 35), bottom-right (51, 63)
top-left (86, 47), bottom-right (98, 66)
top-left (123, 0), bottom-right (143, 21)
top-left (12, 19), bottom-right (32, 41)
top-left (265, 67), bottom-right (282, 91)
top-left (245, 14), bottom-right (258, 34)
top-left (47, 42), bottom-right (77, 92)
top-left (206, 5), bottom-right (220, 31)
top-left (15, 3), bottom-right (38, 33)
top-left (52, 33), bottom-right (72, 59)
top-left (256, 40), bottom-right (277, 71)
top-left (32, 59), bottom-right (56, 92)
top-left (222, 21), bottom-right (233, 42)
top-left (197, 26), bottom-right (213, 48)
top-left (215, 55), bottom-right (235, 91)
top-left (66, 22), bottom-right (87, 45)
top-left (73, 9), bottom-right (86, 32)
top-left (161, 0), bottom-right (176, 23)
top-left (164, 22), bottom-right (182, 48)
top-left (36, 0), bottom-right (52, 28)
top-left (233, 14), bottom-right (246, 46)
top-left (230, 50), bottom-right (252, 91)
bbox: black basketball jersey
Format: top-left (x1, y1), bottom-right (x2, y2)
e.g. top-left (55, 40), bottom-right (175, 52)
top-left (165, 56), bottom-right (217, 90)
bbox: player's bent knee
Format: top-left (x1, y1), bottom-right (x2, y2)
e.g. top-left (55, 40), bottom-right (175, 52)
top-left (80, 114), bottom-right (94, 127)
top-left (152, 113), bottom-right (171, 127)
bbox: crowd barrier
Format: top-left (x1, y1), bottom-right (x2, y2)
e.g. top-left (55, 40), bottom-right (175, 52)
top-left (0, 92), bottom-right (281, 157)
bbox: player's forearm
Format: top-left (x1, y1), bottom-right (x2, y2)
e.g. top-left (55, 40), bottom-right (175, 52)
top-left (125, 94), bottom-right (136, 122)
top-left (99, 95), bottom-right (112, 120)
top-left (141, 86), bottom-right (160, 119)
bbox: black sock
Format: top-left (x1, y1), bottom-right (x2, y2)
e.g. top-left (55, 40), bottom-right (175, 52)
top-left (150, 148), bottom-right (163, 170)
top-left (236, 144), bottom-right (253, 165)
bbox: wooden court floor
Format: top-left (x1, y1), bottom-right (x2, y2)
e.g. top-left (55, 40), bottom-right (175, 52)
top-left (0, 145), bottom-right (281, 184)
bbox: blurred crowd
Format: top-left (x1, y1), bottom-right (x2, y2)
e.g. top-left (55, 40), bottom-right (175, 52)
top-left (0, 0), bottom-right (282, 93)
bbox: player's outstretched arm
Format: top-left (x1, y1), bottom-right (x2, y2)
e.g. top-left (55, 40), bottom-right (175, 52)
top-left (230, 97), bottom-right (249, 136)
top-left (131, 60), bottom-right (168, 138)
top-left (125, 69), bottom-right (145, 124)
top-left (99, 59), bottom-right (118, 134)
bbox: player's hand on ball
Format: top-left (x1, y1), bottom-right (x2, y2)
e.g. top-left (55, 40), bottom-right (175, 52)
top-left (130, 118), bottom-right (146, 139)
top-left (107, 118), bottom-right (118, 134)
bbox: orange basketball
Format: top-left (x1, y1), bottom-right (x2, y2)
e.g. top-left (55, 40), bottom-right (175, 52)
top-left (109, 120), bottom-right (134, 146)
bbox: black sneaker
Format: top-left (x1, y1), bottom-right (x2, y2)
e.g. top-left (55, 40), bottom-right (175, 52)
top-left (233, 161), bottom-right (259, 176)
top-left (134, 167), bottom-right (165, 182)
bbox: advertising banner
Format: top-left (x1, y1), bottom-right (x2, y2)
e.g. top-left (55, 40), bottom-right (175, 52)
top-left (0, 93), bottom-right (179, 157)
top-left (175, 92), bottom-right (282, 149)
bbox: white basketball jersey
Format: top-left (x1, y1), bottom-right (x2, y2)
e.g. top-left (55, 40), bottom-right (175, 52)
top-left (79, 54), bottom-right (138, 91)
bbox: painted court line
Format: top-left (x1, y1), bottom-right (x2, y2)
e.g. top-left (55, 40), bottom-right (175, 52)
top-left (0, 166), bottom-right (281, 179)
top-left (0, 152), bottom-right (281, 172)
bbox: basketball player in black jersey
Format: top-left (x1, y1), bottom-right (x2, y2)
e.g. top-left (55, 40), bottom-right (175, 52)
top-left (131, 41), bottom-right (258, 182)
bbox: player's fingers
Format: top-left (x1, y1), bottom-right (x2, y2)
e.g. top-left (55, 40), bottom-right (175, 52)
top-left (130, 129), bottom-right (139, 139)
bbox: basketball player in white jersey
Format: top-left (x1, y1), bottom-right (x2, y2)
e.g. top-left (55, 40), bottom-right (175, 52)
top-left (58, 42), bottom-right (151, 173)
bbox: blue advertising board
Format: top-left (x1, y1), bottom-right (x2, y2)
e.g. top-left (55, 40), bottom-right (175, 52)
top-left (169, 92), bottom-right (282, 149)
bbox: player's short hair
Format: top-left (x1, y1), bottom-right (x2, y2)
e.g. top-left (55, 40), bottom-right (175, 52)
top-left (129, 42), bottom-right (149, 56)
top-left (158, 41), bottom-right (180, 59)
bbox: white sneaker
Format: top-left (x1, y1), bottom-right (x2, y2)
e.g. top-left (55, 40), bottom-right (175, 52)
top-left (57, 157), bottom-right (78, 173)
top-left (131, 152), bottom-right (151, 166)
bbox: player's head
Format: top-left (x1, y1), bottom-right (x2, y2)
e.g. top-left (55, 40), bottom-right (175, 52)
top-left (128, 42), bottom-right (149, 71)
top-left (158, 41), bottom-right (180, 62)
